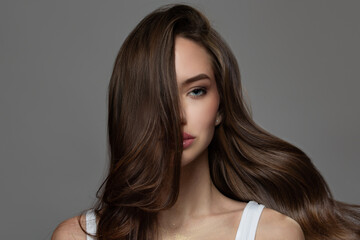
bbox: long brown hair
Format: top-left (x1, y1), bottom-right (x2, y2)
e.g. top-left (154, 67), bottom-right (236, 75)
top-left (84, 4), bottom-right (360, 240)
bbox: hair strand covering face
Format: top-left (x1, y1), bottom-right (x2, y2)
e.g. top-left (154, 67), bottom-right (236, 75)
top-left (79, 4), bottom-right (360, 240)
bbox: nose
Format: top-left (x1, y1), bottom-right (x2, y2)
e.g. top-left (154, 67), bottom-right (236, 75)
top-left (180, 107), bottom-right (186, 125)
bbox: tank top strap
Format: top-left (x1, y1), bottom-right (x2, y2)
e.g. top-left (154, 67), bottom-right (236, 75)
top-left (85, 210), bottom-right (97, 240)
top-left (234, 201), bottom-right (265, 240)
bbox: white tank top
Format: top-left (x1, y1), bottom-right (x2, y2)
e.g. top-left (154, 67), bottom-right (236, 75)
top-left (86, 201), bottom-right (264, 240)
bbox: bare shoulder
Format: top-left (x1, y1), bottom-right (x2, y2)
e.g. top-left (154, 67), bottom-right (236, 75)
top-left (256, 208), bottom-right (305, 240)
top-left (51, 215), bottom-right (87, 240)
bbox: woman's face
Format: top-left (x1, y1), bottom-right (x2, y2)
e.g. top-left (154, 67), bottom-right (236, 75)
top-left (175, 36), bottom-right (221, 166)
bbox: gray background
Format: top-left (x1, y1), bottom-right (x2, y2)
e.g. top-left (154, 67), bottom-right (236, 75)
top-left (1, 0), bottom-right (359, 239)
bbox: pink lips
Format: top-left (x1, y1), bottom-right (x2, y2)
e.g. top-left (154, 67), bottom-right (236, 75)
top-left (183, 132), bottom-right (195, 149)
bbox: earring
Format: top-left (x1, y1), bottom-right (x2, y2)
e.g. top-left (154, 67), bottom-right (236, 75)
top-left (216, 118), bottom-right (219, 124)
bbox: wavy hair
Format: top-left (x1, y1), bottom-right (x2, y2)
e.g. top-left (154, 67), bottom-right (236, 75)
top-left (83, 4), bottom-right (360, 240)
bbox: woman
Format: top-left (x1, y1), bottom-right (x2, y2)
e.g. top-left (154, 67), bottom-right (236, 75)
top-left (52, 4), bottom-right (360, 240)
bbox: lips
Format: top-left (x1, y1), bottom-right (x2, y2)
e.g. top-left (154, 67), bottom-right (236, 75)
top-left (183, 132), bottom-right (195, 149)
top-left (183, 132), bottom-right (194, 140)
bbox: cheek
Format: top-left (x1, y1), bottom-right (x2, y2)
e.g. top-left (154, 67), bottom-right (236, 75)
top-left (187, 97), bottom-right (219, 130)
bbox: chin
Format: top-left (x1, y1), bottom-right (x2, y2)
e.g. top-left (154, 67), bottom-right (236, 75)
top-left (180, 148), bottom-right (208, 167)
top-left (180, 154), bottom-right (194, 167)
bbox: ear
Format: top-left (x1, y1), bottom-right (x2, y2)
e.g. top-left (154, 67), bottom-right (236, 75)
top-left (215, 112), bottom-right (222, 126)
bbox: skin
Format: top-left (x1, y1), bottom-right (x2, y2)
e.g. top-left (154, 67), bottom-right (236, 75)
top-left (51, 37), bottom-right (305, 240)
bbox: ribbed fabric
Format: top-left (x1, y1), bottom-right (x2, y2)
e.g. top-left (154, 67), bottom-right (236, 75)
top-left (86, 210), bottom-right (96, 240)
top-left (235, 201), bottom-right (265, 240)
top-left (85, 201), bottom-right (264, 240)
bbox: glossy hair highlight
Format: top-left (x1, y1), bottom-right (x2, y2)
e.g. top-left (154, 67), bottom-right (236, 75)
top-left (85, 4), bottom-right (360, 240)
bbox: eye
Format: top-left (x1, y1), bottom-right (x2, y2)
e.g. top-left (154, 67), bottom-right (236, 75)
top-left (188, 88), bottom-right (207, 98)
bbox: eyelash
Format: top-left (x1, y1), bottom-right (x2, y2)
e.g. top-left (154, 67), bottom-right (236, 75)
top-left (188, 88), bottom-right (207, 98)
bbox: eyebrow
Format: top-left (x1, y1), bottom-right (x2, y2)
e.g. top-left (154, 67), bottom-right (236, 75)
top-left (181, 73), bottom-right (211, 87)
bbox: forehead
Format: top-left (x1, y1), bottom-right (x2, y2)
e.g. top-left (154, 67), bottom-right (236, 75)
top-left (174, 37), bottom-right (214, 83)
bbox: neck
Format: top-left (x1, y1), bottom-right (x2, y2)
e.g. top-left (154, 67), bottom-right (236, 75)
top-left (158, 150), bottom-right (223, 228)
